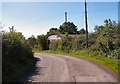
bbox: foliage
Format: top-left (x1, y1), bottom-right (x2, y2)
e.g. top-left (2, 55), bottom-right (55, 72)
top-left (59, 22), bottom-right (78, 34)
top-left (77, 28), bottom-right (86, 34)
top-left (49, 33), bottom-right (72, 52)
top-left (93, 19), bottom-right (119, 58)
top-left (27, 35), bottom-right (36, 49)
top-left (49, 32), bottom-right (96, 53)
top-left (2, 32), bottom-right (35, 82)
top-left (117, 22), bottom-right (120, 34)
top-left (71, 35), bottom-right (86, 50)
top-left (60, 33), bottom-right (72, 52)
top-left (49, 40), bottom-right (61, 51)
top-left (48, 19), bottom-right (120, 59)
top-left (46, 28), bottom-right (61, 37)
top-left (36, 35), bottom-right (49, 50)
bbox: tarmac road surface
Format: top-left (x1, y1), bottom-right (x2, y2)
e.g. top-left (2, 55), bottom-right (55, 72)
top-left (22, 53), bottom-right (118, 82)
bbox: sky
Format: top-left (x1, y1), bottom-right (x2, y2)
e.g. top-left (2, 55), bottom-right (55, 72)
top-left (1, 1), bottom-right (119, 38)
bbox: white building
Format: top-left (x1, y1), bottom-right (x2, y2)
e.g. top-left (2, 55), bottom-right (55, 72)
top-left (47, 35), bottom-right (61, 41)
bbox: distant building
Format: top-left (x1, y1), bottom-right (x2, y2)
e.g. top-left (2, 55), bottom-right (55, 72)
top-left (47, 34), bottom-right (82, 43)
top-left (47, 35), bottom-right (61, 41)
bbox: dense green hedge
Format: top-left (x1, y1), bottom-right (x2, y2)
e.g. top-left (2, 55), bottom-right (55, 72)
top-left (49, 19), bottom-right (120, 59)
top-left (2, 32), bottom-right (35, 82)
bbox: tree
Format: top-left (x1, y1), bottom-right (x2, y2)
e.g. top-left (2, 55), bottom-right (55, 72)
top-left (77, 28), bottom-right (86, 34)
top-left (49, 28), bottom-right (59, 33)
top-left (94, 25), bottom-right (100, 32)
top-left (46, 28), bottom-right (60, 37)
top-left (27, 35), bottom-right (36, 49)
top-left (59, 22), bottom-right (77, 34)
top-left (36, 35), bottom-right (49, 50)
top-left (94, 19), bottom-right (117, 57)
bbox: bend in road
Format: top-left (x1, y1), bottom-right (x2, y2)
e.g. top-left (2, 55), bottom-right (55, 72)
top-left (22, 53), bottom-right (118, 82)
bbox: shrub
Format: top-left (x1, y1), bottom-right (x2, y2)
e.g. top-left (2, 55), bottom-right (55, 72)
top-left (36, 35), bottom-right (49, 50)
top-left (2, 32), bottom-right (35, 82)
top-left (49, 40), bottom-right (59, 51)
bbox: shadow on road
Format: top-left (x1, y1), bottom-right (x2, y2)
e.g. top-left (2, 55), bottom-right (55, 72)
top-left (20, 57), bottom-right (42, 82)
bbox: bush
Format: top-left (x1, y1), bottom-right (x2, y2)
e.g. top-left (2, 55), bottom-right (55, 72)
top-left (36, 35), bottom-right (49, 50)
top-left (49, 40), bottom-right (59, 51)
top-left (108, 49), bottom-right (120, 59)
top-left (2, 32), bottom-right (35, 82)
top-left (61, 34), bottom-right (72, 53)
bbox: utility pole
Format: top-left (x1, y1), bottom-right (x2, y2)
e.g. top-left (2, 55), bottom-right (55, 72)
top-left (85, 0), bottom-right (88, 48)
top-left (65, 12), bottom-right (67, 22)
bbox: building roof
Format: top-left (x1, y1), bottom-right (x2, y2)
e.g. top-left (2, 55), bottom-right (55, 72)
top-left (47, 34), bottom-right (82, 41)
top-left (47, 35), bottom-right (61, 41)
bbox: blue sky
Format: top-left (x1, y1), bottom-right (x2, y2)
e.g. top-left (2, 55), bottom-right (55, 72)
top-left (1, 2), bottom-right (118, 38)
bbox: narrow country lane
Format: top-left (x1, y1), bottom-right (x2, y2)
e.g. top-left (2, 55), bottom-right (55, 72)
top-left (22, 53), bottom-right (118, 82)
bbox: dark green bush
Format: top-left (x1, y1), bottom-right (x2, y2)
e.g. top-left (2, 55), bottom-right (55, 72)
top-left (36, 35), bottom-right (49, 50)
top-left (49, 40), bottom-right (59, 51)
top-left (2, 32), bottom-right (35, 82)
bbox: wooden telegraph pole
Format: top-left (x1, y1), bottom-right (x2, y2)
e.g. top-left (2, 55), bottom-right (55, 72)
top-left (85, 0), bottom-right (88, 48)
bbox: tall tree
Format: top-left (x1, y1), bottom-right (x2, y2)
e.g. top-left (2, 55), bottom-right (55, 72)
top-left (59, 22), bottom-right (77, 34)
top-left (46, 28), bottom-right (60, 37)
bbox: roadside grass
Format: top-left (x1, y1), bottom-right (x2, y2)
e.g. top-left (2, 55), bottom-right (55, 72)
top-left (34, 50), bottom-right (119, 75)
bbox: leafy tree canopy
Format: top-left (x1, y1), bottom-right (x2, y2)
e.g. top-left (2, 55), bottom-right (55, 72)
top-left (46, 28), bottom-right (60, 37)
top-left (27, 35), bottom-right (36, 49)
top-left (59, 22), bottom-right (78, 34)
top-left (77, 28), bottom-right (86, 34)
